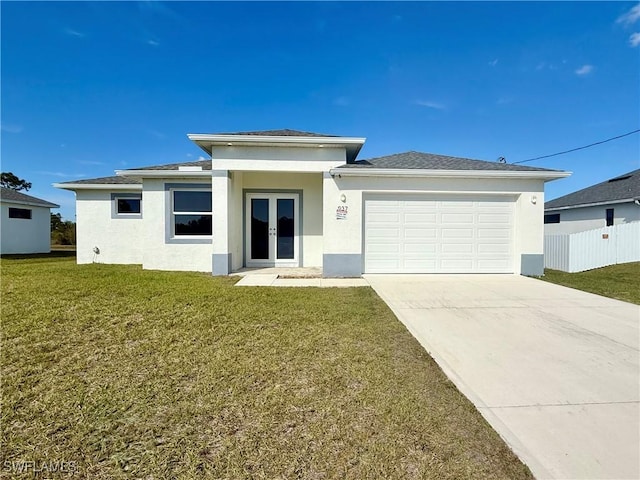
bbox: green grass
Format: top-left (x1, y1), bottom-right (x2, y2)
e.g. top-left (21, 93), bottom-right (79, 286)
top-left (1, 256), bottom-right (532, 479)
top-left (542, 262), bottom-right (640, 305)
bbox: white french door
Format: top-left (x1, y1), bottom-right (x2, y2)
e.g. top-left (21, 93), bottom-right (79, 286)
top-left (245, 193), bottom-right (299, 267)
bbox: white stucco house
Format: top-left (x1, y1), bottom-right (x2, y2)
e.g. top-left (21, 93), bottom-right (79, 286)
top-left (0, 187), bottom-right (59, 254)
top-left (544, 168), bottom-right (640, 235)
top-left (55, 129), bottom-right (569, 277)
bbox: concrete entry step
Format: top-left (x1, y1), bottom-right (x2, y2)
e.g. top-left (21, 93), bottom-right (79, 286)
top-left (232, 267), bottom-right (322, 278)
top-left (234, 273), bottom-right (369, 288)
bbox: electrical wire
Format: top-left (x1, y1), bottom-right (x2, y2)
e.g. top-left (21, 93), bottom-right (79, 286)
top-left (512, 128), bottom-right (640, 164)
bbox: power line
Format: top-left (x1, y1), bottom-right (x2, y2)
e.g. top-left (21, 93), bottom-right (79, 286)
top-left (512, 128), bottom-right (640, 164)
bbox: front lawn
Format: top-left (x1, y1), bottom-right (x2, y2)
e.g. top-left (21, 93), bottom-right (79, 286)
top-left (542, 262), bottom-right (640, 305)
top-left (1, 256), bottom-right (532, 479)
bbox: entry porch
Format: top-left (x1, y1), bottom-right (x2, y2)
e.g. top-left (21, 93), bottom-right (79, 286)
top-left (212, 170), bottom-right (328, 275)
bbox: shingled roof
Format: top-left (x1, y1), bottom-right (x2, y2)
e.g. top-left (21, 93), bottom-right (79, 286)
top-left (124, 160), bottom-right (212, 172)
top-left (337, 151), bottom-right (560, 172)
top-left (56, 161), bottom-right (212, 187)
top-left (0, 187), bottom-right (59, 208)
top-left (545, 168), bottom-right (640, 210)
top-left (215, 129), bottom-right (339, 137)
top-left (57, 176), bottom-right (142, 185)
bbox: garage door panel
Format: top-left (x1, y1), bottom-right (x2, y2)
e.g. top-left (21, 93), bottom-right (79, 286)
top-left (367, 244), bottom-right (401, 254)
top-left (367, 212), bottom-right (400, 223)
top-left (441, 243), bottom-right (474, 254)
top-left (442, 200), bottom-right (474, 209)
top-left (478, 213), bottom-right (510, 223)
top-left (405, 200), bottom-right (437, 208)
top-left (404, 228), bottom-right (437, 238)
top-left (478, 228), bottom-right (510, 239)
top-left (368, 255), bottom-right (400, 273)
top-left (441, 228), bottom-right (474, 239)
top-left (441, 213), bottom-right (475, 223)
top-left (478, 243), bottom-right (511, 254)
top-left (404, 243), bottom-right (437, 254)
top-left (367, 227), bottom-right (401, 238)
top-left (402, 259), bottom-right (437, 270)
top-left (404, 212), bottom-right (437, 223)
top-left (440, 258), bottom-right (475, 270)
top-left (364, 195), bottom-right (515, 273)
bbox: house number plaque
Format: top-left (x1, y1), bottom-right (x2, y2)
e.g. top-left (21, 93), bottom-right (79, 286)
top-left (336, 205), bottom-right (348, 220)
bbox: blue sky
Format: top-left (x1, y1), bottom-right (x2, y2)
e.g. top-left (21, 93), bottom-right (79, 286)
top-left (2, 1), bottom-right (639, 220)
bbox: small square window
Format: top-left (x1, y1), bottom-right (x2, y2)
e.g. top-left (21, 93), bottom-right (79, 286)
top-left (112, 194), bottom-right (142, 218)
top-left (8, 207), bottom-right (32, 219)
top-left (117, 198), bottom-right (141, 214)
top-left (544, 213), bottom-right (560, 224)
top-left (606, 208), bottom-right (614, 226)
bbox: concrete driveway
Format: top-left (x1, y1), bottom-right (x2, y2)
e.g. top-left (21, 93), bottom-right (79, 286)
top-left (365, 274), bottom-right (640, 480)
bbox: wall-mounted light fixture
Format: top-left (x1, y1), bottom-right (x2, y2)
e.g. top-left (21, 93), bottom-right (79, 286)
top-left (531, 195), bottom-right (537, 204)
top-left (340, 193), bottom-right (347, 203)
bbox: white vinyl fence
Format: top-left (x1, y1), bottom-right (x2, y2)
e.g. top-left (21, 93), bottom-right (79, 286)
top-left (544, 222), bottom-right (640, 273)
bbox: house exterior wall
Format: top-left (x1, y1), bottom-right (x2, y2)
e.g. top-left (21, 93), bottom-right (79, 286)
top-left (211, 146), bottom-right (346, 172)
top-left (141, 178), bottom-right (213, 272)
top-left (0, 201), bottom-right (52, 254)
top-left (544, 202), bottom-right (640, 235)
top-left (75, 190), bottom-right (143, 264)
top-left (322, 174), bottom-right (546, 276)
top-left (72, 171), bottom-right (323, 273)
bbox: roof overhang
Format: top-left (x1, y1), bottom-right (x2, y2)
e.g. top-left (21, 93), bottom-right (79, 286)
top-left (53, 183), bottom-right (143, 191)
top-left (187, 133), bottom-right (366, 163)
top-left (329, 168), bottom-right (571, 181)
top-left (545, 197), bottom-right (639, 211)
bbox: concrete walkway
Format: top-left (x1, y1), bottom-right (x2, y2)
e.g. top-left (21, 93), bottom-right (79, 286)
top-left (365, 274), bottom-right (640, 480)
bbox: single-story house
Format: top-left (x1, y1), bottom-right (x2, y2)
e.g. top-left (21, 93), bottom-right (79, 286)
top-left (55, 129), bottom-right (569, 276)
top-left (0, 187), bottom-right (60, 254)
top-left (544, 168), bottom-right (640, 235)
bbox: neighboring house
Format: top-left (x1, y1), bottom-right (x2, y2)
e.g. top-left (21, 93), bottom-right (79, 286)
top-left (0, 187), bottom-right (60, 254)
top-left (544, 169), bottom-right (640, 235)
top-left (55, 129), bottom-right (568, 277)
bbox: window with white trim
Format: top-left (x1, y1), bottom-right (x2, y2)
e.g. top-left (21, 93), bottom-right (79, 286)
top-left (111, 193), bottom-right (142, 219)
top-left (172, 189), bottom-right (212, 236)
top-left (9, 207), bottom-right (32, 219)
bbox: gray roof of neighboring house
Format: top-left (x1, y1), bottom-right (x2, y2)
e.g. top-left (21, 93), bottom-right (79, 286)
top-left (337, 151), bottom-right (560, 172)
top-left (57, 175), bottom-right (142, 185)
top-left (0, 187), bottom-right (59, 208)
top-left (215, 129), bottom-right (339, 137)
top-left (545, 168), bottom-right (640, 209)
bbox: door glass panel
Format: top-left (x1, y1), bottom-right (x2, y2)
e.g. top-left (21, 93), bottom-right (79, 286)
top-left (277, 198), bottom-right (295, 259)
top-left (251, 199), bottom-right (269, 259)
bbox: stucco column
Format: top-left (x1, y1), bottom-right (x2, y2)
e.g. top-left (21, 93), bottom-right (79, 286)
top-left (322, 171), bottom-right (362, 277)
top-left (212, 170), bottom-right (230, 275)
top-left (518, 189), bottom-right (546, 276)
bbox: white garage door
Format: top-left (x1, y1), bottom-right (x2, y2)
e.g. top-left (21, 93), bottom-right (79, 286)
top-left (364, 195), bottom-right (515, 273)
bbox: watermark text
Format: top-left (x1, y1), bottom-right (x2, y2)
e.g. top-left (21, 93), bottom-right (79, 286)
top-left (3, 459), bottom-right (78, 475)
